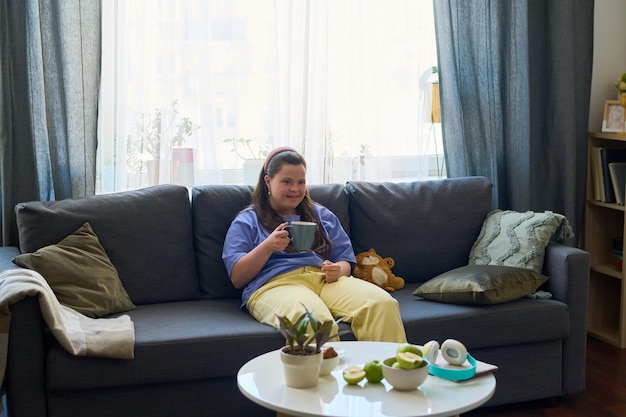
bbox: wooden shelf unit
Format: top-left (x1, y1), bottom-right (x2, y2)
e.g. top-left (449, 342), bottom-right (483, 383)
top-left (584, 132), bottom-right (626, 348)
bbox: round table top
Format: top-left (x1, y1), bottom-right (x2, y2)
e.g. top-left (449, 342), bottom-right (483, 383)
top-left (237, 341), bottom-right (496, 417)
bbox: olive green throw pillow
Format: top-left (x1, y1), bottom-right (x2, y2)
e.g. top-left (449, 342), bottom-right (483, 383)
top-left (413, 265), bottom-right (548, 305)
top-left (12, 222), bottom-right (136, 318)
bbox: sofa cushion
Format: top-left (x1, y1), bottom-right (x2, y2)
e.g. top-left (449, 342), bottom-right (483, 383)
top-left (12, 222), bottom-right (135, 317)
top-left (412, 265), bottom-right (548, 305)
top-left (15, 185), bottom-right (198, 304)
top-left (191, 185), bottom-right (253, 299)
top-left (394, 283), bottom-right (569, 349)
top-left (347, 177), bottom-right (493, 283)
top-left (191, 183), bottom-right (350, 299)
top-left (308, 184), bottom-right (351, 235)
top-left (44, 290), bottom-right (568, 392)
top-left (468, 210), bottom-right (574, 273)
top-left (45, 299), bottom-right (285, 391)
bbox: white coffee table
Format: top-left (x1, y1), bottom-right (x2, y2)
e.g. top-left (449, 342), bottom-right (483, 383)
top-left (237, 341), bottom-right (496, 417)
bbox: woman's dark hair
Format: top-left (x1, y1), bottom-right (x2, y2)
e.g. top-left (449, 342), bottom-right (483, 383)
top-left (251, 148), bottom-right (331, 257)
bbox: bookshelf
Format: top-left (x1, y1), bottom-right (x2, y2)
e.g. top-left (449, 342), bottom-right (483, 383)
top-left (584, 132), bottom-right (626, 348)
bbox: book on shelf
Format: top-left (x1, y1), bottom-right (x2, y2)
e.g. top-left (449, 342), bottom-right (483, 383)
top-left (609, 162), bottom-right (626, 206)
top-left (592, 147), bottom-right (603, 201)
top-left (593, 147), bottom-right (606, 201)
top-left (598, 148), bottom-right (626, 203)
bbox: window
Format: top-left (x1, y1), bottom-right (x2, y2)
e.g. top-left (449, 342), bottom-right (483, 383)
top-left (97, 0), bottom-right (443, 192)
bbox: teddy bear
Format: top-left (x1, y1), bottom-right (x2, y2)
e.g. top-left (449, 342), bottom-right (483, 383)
top-left (353, 248), bottom-right (405, 292)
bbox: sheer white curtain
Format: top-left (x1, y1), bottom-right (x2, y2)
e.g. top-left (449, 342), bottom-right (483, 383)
top-left (97, 0), bottom-right (440, 192)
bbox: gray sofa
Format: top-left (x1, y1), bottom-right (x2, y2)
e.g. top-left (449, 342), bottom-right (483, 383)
top-left (0, 176), bottom-right (589, 417)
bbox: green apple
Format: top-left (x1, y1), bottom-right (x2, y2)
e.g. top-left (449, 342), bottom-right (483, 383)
top-left (363, 359), bottom-right (384, 383)
top-left (396, 343), bottom-right (423, 357)
top-left (391, 361), bottom-right (403, 369)
top-left (396, 351), bottom-right (423, 369)
top-left (343, 366), bottom-right (366, 385)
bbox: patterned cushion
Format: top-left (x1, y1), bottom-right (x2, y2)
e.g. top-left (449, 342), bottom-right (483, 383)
top-left (468, 210), bottom-right (574, 273)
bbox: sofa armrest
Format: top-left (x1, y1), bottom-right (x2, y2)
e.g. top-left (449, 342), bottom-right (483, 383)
top-left (6, 297), bottom-right (48, 417)
top-left (544, 242), bottom-right (590, 305)
top-left (0, 247), bottom-right (48, 416)
top-left (543, 241), bottom-right (590, 395)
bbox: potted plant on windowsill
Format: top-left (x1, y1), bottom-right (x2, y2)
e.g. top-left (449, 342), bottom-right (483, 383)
top-left (223, 137), bottom-right (271, 185)
top-left (276, 305), bottom-right (349, 388)
top-left (127, 100), bottom-right (200, 187)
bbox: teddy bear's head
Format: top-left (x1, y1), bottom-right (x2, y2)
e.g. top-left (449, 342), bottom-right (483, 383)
top-left (353, 248), bottom-right (405, 292)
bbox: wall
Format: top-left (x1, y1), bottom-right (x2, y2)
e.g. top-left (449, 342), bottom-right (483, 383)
top-left (588, 0), bottom-right (626, 132)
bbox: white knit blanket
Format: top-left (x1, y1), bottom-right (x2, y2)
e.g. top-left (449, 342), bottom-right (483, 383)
top-left (0, 268), bottom-right (135, 398)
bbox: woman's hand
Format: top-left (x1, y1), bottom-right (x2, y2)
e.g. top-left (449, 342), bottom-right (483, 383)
top-left (321, 260), bottom-right (351, 283)
top-left (230, 222), bottom-right (291, 289)
top-left (266, 222), bottom-right (291, 252)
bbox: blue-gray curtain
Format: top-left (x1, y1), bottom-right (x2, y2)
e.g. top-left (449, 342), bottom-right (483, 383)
top-left (433, 0), bottom-right (594, 242)
top-left (0, 0), bottom-right (100, 247)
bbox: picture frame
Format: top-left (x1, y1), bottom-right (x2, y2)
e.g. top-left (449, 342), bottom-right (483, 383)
top-left (602, 100), bottom-right (625, 133)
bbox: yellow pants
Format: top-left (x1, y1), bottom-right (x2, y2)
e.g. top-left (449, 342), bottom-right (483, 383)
top-left (247, 267), bottom-right (407, 343)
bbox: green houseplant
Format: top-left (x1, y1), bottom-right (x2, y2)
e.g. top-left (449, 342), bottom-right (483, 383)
top-left (276, 305), bottom-right (349, 388)
top-left (276, 305), bottom-right (348, 355)
top-left (223, 137), bottom-right (270, 160)
top-left (126, 100), bottom-right (200, 186)
top-left (223, 137), bottom-right (271, 184)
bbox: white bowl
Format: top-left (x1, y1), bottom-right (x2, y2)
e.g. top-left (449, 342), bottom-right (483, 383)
top-left (382, 357), bottom-right (429, 390)
top-left (319, 354), bottom-right (340, 376)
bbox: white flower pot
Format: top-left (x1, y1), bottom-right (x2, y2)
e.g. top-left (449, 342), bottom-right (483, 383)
top-left (280, 347), bottom-right (322, 388)
top-left (243, 159), bottom-right (264, 185)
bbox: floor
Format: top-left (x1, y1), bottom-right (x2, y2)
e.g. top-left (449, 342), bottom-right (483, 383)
top-left (466, 336), bottom-right (626, 417)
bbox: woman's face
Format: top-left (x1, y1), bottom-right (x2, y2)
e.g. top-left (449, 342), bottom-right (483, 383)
top-left (265, 163), bottom-right (307, 216)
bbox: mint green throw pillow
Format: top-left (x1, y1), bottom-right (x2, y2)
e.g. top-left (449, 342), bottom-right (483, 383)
top-left (468, 210), bottom-right (574, 273)
top-left (413, 265), bottom-right (548, 305)
top-left (13, 222), bottom-right (136, 318)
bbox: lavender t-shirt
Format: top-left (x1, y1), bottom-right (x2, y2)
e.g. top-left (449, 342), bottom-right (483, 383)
top-left (222, 204), bottom-right (356, 308)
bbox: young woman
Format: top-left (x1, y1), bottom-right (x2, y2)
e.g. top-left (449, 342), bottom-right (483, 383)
top-left (222, 147), bottom-right (406, 342)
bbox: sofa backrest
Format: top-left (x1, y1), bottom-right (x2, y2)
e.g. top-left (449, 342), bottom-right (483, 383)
top-left (13, 178), bottom-right (492, 304)
top-left (14, 184), bottom-right (199, 305)
top-left (191, 183), bottom-right (350, 299)
top-left (191, 184), bottom-right (253, 299)
top-left (346, 177), bottom-right (493, 283)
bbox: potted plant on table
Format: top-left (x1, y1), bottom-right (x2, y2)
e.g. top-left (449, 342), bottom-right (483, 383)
top-left (276, 305), bottom-right (349, 388)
